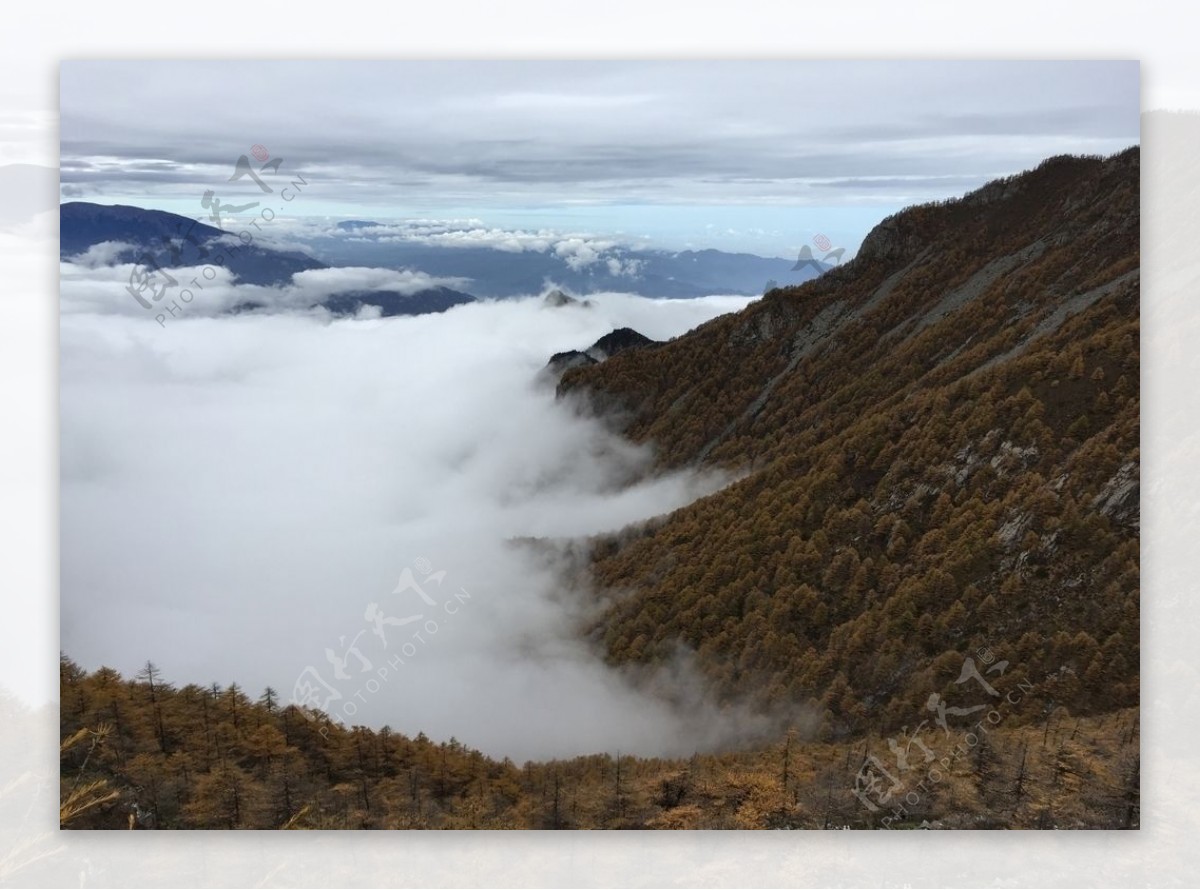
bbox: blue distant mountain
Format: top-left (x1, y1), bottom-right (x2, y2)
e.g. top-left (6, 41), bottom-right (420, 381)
top-left (59, 202), bottom-right (476, 317)
top-left (320, 286), bottom-right (474, 317)
top-left (60, 201), bottom-right (323, 286)
top-left (61, 202), bottom-right (829, 310)
top-left (298, 230), bottom-right (824, 298)
top-left (335, 219), bottom-right (384, 231)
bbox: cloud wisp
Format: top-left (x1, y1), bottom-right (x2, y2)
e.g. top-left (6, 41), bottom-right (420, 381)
top-left (59, 253), bottom-right (472, 319)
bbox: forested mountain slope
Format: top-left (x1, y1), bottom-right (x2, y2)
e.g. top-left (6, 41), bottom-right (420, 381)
top-left (560, 149), bottom-right (1140, 737)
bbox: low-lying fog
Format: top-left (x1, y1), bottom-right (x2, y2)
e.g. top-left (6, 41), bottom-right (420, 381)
top-left (61, 267), bottom-right (764, 760)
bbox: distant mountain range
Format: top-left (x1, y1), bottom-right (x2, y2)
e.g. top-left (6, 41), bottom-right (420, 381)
top-left (59, 202), bottom-right (475, 317)
top-left (61, 201), bottom-right (834, 318)
top-left (298, 222), bottom-right (828, 298)
top-left (60, 202), bottom-right (323, 285)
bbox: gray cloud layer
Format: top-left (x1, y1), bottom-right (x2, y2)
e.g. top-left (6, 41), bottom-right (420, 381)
top-left (60, 61), bottom-right (1139, 210)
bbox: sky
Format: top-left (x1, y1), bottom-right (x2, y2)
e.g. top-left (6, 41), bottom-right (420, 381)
top-left (58, 61), bottom-right (1140, 256)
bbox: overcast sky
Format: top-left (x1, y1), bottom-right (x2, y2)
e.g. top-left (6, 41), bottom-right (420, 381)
top-left (60, 61), bottom-right (1139, 254)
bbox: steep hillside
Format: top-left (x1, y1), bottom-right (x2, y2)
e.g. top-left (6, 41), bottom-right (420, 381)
top-left (559, 149), bottom-right (1140, 737)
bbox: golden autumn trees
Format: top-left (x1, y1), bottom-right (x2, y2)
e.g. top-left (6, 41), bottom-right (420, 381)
top-left (563, 149), bottom-right (1139, 734)
top-left (60, 657), bottom-right (1138, 829)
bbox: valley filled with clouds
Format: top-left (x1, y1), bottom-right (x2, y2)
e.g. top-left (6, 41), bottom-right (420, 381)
top-left (61, 257), bottom-right (763, 759)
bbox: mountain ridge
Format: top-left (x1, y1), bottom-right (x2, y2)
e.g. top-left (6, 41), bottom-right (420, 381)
top-left (557, 147), bottom-right (1140, 737)
top-left (545, 327), bottom-right (660, 376)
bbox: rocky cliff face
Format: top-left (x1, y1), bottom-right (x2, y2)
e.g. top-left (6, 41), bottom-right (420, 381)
top-left (544, 327), bottom-right (659, 377)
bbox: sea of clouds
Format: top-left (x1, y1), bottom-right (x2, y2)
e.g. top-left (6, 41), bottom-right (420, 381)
top-left (60, 250), bottom-right (767, 760)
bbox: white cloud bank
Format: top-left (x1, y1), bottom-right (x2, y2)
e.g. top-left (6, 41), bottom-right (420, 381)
top-left (333, 218), bottom-right (646, 273)
top-left (59, 259), bottom-right (472, 319)
top-left (61, 288), bottom-right (762, 760)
